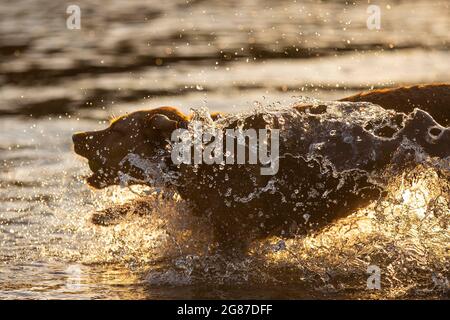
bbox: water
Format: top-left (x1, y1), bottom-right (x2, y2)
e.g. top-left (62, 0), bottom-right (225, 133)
top-left (1, 102), bottom-right (449, 299)
top-left (0, 0), bottom-right (449, 299)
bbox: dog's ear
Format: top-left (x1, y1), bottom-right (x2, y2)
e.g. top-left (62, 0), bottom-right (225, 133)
top-left (146, 114), bottom-right (178, 139)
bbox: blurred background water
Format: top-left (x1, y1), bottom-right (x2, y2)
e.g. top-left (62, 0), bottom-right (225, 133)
top-left (0, 0), bottom-right (449, 299)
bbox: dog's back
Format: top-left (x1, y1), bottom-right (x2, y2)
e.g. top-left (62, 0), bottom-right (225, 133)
top-left (340, 84), bottom-right (450, 126)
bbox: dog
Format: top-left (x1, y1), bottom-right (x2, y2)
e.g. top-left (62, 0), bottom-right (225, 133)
top-left (72, 84), bottom-right (450, 255)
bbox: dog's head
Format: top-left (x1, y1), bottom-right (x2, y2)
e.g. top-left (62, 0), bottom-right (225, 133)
top-left (72, 107), bottom-right (188, 188)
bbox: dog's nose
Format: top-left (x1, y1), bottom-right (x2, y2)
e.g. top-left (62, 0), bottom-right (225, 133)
top-left (72, 132), bottom-right (91, 156)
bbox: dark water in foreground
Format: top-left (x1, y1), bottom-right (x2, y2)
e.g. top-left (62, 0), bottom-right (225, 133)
top-left (0, 0), bottom-right (449, 299)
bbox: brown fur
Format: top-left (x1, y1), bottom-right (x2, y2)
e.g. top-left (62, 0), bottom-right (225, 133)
top-left (340, 84), bottom-right (450, 127)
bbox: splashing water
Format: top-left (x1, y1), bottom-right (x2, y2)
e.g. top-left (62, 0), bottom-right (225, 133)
top-left (0, 99), bottom-right (448, 299)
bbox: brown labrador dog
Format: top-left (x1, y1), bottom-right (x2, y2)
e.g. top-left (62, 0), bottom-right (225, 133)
top-left (72, 84), bottom-right (450, 255)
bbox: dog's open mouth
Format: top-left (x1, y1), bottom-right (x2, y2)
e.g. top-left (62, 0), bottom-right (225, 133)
top-left (84, 160), bottom-right (118, 189)
top-left (88, 159), bottom-right (102, 173)
top-left (81, 155), bottom-right (159, 189)
top-left (86, 168), bottom-right (118, 189)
